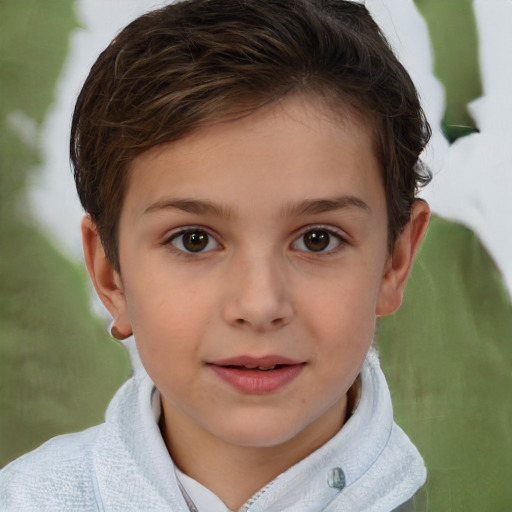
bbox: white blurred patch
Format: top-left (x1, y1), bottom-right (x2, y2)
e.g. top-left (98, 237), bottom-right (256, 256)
top-left (27, 0), bottom-right (170, 261)
top-left (420, 0), bottom-right (512, 296)
top-left (6, 110), bottom-right (38, 150)
top-left (366, 0), bottom-right (450, 175)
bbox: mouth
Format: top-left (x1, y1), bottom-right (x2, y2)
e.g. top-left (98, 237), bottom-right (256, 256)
top-left (207, 356), bottom-right (305, 394)
top-left (220, 363), bottom-right (289, 371)
top-left (210, 355), bottom-right (302, 368)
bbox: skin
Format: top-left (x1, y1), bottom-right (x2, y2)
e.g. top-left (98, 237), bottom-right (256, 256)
top-left (83, 95), bottom-right (430, 510)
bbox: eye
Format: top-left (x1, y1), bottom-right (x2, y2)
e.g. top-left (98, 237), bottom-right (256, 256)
top-left (292, 228), bottom-right (344, 253)
top-left (169, 229), bottom-right (220, 253)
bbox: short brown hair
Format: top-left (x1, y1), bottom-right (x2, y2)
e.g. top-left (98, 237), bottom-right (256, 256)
top-left (71, 0), bottom-right (431, 271)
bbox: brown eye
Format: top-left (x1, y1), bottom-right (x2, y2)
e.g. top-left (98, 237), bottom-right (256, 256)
top-left (304, 230), bottom-right (330, 251)
top-left (293, 228), bottom-right (343, 253)
top-left (171, 229), bottom-right (219, 253)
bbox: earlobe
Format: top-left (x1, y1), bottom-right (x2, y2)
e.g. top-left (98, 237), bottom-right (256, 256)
top-left (376, 200), bottom-right (430, 316)
top-left (81, 216), bottom-right (132, 339)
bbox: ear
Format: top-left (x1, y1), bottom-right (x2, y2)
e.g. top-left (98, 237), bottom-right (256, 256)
top-left (376, 200), bottom-right (430, 316)
top-left (81, 216), bottom-right (132, 339)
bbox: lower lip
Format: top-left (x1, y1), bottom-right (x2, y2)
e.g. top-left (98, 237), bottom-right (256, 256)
top-left (208, 364), bottom-right (305, 394)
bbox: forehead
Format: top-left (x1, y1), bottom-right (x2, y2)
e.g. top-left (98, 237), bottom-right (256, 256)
top-left (122, 95), bottom-right (384, 220)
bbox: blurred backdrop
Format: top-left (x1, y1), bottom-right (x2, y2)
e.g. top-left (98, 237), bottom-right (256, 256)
top-left (0, 1), bottom-right (511, 510)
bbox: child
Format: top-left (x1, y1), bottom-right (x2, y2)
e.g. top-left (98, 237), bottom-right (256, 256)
top-left (0, 0), bottom-right (432, 510)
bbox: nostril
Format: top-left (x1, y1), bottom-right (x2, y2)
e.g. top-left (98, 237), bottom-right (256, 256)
top-left (233, 316), bottom-right (286, 329)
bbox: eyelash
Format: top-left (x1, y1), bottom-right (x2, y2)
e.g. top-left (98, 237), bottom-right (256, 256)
top-left (164, 225), bottom-right (347, 256)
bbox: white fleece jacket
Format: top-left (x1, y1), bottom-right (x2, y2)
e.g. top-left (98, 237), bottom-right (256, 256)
top-left (0, 345), bottom-right (426, 511)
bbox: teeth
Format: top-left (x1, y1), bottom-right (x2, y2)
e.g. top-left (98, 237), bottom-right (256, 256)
top-left (233, 364), bottom-right (278, 370)
top-left (240, 365), bottom-right (276, 370)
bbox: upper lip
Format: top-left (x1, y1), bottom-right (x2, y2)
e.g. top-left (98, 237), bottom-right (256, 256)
top-left (208, 355), bottom-right (304, 367)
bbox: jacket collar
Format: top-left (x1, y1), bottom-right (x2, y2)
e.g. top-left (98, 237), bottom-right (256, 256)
top-left (92, 341), bottom-right (425, 512)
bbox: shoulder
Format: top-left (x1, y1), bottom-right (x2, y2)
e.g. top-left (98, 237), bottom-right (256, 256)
top-left (0, 425), bottom-right (102, 511)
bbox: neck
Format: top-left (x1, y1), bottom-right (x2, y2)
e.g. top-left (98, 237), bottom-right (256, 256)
top-left (160, 395), bottom-right (352, 510)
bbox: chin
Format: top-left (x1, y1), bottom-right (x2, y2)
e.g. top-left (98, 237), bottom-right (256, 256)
top-left (209, 413), bottom-right (313, 449)
top-left (223, 429), bottom-right (300, 449)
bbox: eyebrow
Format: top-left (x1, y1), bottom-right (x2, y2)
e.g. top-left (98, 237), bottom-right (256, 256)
top-left (144, 199), bottom-right (233, 218)
top-left (282, 196), bottom-right (371, 216)
top-left (144, 195), bottom-right (370, 218)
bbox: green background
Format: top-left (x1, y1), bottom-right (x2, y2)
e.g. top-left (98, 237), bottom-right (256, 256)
top-left (0, 0), bottom-right (130, 466)
top-left (0, 1), bottom-right (510, 510)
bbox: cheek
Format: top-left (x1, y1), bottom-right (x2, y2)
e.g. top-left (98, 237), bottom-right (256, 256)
top-left (297, 269), bottom-right (380, 374)
top-left (122, 266), bottom-right (218, 355)
top-left (308, 298), bottom-right (376, 362)
top-left (126, 259), bottom-right (211, 317)
top-left (125, 279), bottom-right (211, 392)
top-left (301, 267), bottom-right (381, 332)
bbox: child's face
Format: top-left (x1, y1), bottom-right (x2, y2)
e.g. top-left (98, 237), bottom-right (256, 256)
top-left (89, 95), bottom-right (413, 452)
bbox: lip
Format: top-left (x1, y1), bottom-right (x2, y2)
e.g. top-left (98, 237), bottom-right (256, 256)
top-left (207, 355), bottom-right (305, 394)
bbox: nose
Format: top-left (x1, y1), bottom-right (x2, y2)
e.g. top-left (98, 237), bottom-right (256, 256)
top-left (222, 252), bottom-right (294, 332)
